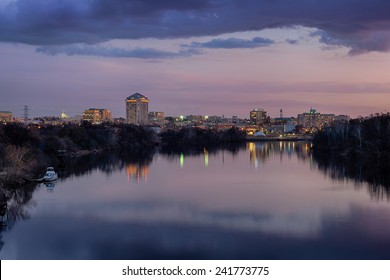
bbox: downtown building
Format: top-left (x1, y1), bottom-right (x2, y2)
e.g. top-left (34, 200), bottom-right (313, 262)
top-left (250, 108), bottom-right (270, 128)
top-left (148, 111), bottom-right (165, 126)
top-left (126, 93), bottom-right (149, 125)
top-left (0, 111), bottom-right (13, 123)
top-left (297, 108), bottom-right (349, 132)
top-left (82, 108), bottom-right (112, 124)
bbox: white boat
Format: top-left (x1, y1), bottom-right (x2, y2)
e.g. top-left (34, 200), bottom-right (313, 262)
top-left (42, 167), bottom-right (58, 182)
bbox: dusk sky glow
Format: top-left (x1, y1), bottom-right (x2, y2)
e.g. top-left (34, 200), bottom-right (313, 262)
top-left (1, 0), bottom-right (390, 118)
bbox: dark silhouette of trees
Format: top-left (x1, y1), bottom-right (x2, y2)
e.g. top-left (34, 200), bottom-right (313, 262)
top-left (313, 113), bottom-right (390, 198)
top-left (0, 123), bottom-right (157, 185)
top-left (313, 113), bottom-right (390, 161)
top-left (160, 127), bottom-right (246, 150)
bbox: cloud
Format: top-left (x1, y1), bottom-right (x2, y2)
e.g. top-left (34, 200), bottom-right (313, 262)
top-left (185, 37), bottom-right (274, 49)
top-left (1, 0), bottom-right (390, 54)
top-left (310, 29), bottom-right (390, 55)
top-left (286, 39), bottom-right (299, 45)
top-left (36, 44), bottom-right (203, 59)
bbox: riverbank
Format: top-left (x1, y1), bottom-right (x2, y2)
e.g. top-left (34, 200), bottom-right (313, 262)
top-left (0, 124), bottom-right (247, 186)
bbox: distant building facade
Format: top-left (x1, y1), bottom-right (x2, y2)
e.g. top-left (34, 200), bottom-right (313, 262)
top-left (83, 108), bottom-right (112, 124)
top-left (148, 111), bottom-right (165, 125)
top-left (297, 108), bottom-right (349, 131)
top-left (0, 111), bottom-right (12, 123)
top-left (250, 108), bottom-right (268, 126)
top-left (126, 93), bottom-right (149, 125)
top-left (270, 117), bottom-right (296, 133)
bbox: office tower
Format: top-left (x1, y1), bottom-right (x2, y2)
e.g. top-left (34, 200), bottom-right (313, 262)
top-left (126, 93), bottom-right (149, 125)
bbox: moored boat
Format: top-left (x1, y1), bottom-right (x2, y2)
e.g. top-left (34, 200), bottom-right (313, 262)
top-left (42, 167), bottom-right (58, 182)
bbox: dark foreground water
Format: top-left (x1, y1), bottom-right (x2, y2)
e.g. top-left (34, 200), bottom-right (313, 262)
top-left (1, 142), bottom-right (390, 259)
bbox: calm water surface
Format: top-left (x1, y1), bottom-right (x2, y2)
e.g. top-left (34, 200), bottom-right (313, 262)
top-left (1, 142), bottom-right (390, 259)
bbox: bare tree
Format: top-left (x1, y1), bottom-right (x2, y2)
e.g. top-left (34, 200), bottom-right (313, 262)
top-left (4, 145), bottom-right (36, 181)
top-left (352, 124), bottom-right (363, 149)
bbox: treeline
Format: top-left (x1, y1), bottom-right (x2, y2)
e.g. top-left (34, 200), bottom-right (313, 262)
top-left (313, 113), bottom-right (390, 161)
top-left (0, 122), bottom-right (156, 184)
top-left (0, 123), bottom-right (246, 185)
top-left (160, 126), bottom-right (246, 150)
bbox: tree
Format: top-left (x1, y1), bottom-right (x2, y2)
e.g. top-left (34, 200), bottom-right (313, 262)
top-left (4, 145), bottom-right (36, 182)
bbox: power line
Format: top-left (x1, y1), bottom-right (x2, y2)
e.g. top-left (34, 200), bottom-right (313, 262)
top-left (24, 105), bottom-right (29, 124)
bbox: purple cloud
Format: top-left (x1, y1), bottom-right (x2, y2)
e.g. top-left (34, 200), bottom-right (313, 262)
top-left (1, 0), bottom-right (390, 54)
top-left (36, 45), bottom-right (203, 59)
top-left (185, 37), bottom-right (274, 49)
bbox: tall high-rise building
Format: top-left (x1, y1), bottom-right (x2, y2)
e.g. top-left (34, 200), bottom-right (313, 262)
top-left (126, 93), bottom-right (149, 125)
top-left (83, 108), bottom-right (112, 124)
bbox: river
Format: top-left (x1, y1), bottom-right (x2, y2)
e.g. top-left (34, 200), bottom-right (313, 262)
top-left (1, 141), bottom-right (390, 259)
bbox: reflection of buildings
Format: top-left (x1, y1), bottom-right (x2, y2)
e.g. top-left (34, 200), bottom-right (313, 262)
top-left (248, 141), bottom-right (312, 167)
top-left (126, 163), bottom-right (149, 183)
top-left (179, 149), bottom-right (209, 168)
top-left (126, 93), bottom-right (149, 125)
top-left (248, 142), bottom-right (270, 168)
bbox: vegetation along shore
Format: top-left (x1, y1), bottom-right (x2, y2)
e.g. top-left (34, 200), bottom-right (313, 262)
top-left (0, 122), bottom-right (245, 186)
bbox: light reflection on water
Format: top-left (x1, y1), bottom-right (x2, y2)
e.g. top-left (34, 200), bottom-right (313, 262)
top-left (1, 142), bottom-right (390, 259)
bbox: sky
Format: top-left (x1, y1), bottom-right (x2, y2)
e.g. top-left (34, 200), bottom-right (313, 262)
top-left (1, 0), bottom-right (390, 119)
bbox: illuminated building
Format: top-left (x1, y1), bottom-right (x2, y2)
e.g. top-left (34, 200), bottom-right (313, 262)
top-left (61, 111), bottom-right (69, 119)
top-left (0, 111), bottom-right (12, 123)
top-left (82, 108), bottom-right (112, 124)
top-left (297, 108), bottom-right (335, 131)
top-left (250, 108), bottom-right (268, 126)
top-left (148, 111), bottom-right (165, 125)
top-left (126, 93), bottom-right (149, 125)
top-left (271, 117), bottom-right (296, 133)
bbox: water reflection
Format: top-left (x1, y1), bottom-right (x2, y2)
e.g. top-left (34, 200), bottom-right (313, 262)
top-left (44, 181), bottom-right (56, 192)
top-left (126, 164), bottom-right (149, 183)
top-left (0, 183), bottom-right (37, 251)
top-left (1, 142), bottom-right (390, 259)
top-left (313, 153), bottom-right (390, 201)
top-left (248, 141), bottom-right (312, 167)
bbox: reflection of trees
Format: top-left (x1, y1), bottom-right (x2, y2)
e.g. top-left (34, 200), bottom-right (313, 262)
top-left (159, 142), bottom-right (246, 165)
top-left (248, 141), bottom-right (312, 167)
top-left (0, 183), bottom-right (37, 251)
top-left (313, 153), bottom-right (390, 201)
top-left (51, 148), bottom-right (155, 181)
top-left (0, 148), bottom-right (156, 251)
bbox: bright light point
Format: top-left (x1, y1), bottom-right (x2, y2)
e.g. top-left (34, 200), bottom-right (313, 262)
top-left (204, 148), bottom-right (209, 167)
top-left (180, 153), bottom-right (184, 167)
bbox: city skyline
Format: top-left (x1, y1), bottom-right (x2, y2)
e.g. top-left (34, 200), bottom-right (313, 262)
top-left (1, 1), bottom-right (390, 119)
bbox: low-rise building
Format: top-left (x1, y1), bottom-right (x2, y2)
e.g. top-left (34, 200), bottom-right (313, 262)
top-left (297, 108), bottom-right (349, 132)
top-left (0, 111), bottom-right (13, 123)
top-left (148, 112), bottom-right (165, 125)
top-left (83, 108), bottom-right (112, 124)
